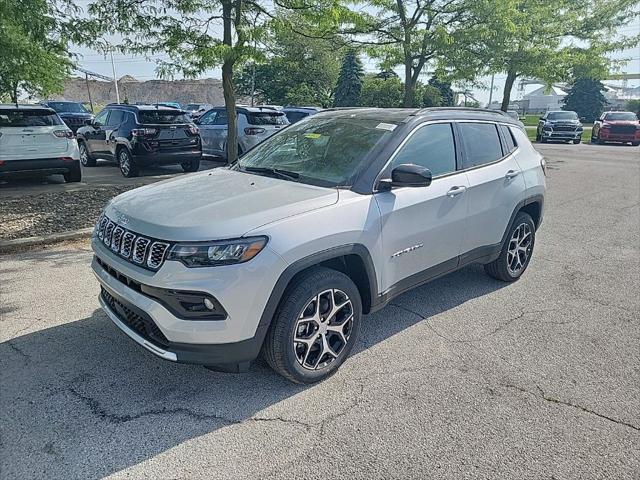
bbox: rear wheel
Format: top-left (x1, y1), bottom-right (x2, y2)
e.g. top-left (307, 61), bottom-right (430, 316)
top-left (118, 148), bottom-right (139, 177)
top-left (181, 158), bottom-right (200, 172)
top-left (263, 267), bottom-right (362, 384)
top-left (484, 212), bottom-right (535, 282)
top-left (79, 141), bottom-right (96, 167)
top-left (63, 162), bottom-right (82, 183)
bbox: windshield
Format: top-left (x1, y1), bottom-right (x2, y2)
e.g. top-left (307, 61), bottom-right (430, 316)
top-left (138, 111), bottom-right (191, 124)
top-left (46, 102), bottom-right (90, 114)
top-left (548, 111), bottom-right (578, 120)
top-left (604, 112), bottom-right (637, 121)
top-left (235, 115), bottom-right (396, 187)
top-left (0, 109), bottom-right (63, 127)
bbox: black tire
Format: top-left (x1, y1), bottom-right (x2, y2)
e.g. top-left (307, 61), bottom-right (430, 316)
top-left (597, 133), bottom-right (606, 145)
top-left (484, 212), bottom-right (535, 282)
top-left (540, 136), bottom-right (547, 143)
top-left (117, 147), bottom-right (139, 177)
top-left (263, 267), bottom-right (362, 384)
top-left (78, 141), bottom-right (96, 167)
top-left (535, 132), bottom-right (541, 142)
top-left (572, 139), bottom-right (581, 144)
top-left (631, 142), bottom-right (639, 147)
top-left (181, 158), bottom-right (200, 172)
top-left (63, 161), bottom-right (82, 183)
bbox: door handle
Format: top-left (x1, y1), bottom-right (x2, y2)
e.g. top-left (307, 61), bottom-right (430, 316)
top-left (505, 170), bottom-right (520, 179)
top-left (446, 186), bottom-right (467, 197)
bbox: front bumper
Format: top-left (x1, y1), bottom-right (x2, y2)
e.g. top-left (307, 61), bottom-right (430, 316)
top-left (542, 129), bottom-right (582, 140)
top-left (0, 158), bottom-right (79, 175)
top-left (598, 132), bottom-right (640, 142)
top-left (91, 237), bottom-right (288, 365)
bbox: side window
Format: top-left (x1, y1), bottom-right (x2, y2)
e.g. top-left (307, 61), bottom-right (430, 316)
top-left (458, 123), bottom-right (504, 169)
top-left (391, 123), bottom-right (456, 177)
top-left (198, 110), bottom-right (218, 125)
top-left (213, 110), bottom-right (228, 126)
top-left (500, 125), bottom-right (517, 153)
top-left (107, 109), bottom-right (124, 126)
top-left (93, 109), bottom-right (109, 126)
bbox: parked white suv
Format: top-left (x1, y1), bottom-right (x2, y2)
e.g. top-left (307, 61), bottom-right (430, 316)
top-left (92, 108), bottom-right (545, 383)
top-left (0, 104), bottom-right (81, 182)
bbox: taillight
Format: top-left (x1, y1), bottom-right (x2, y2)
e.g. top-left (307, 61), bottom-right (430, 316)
top-left (540, 157), bottom-right (547, 176)
top-left (188, 125), bottom-right (199, 135)
top-left (53, 130), bottom-right (74, 138)
top-left (244, 127), bottom-right (265, 135)
top-left (132, 128), bottom-right (158, 137)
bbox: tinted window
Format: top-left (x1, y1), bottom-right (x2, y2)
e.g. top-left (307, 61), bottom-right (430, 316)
top-left (500, 125), bottom-right (517, 153)
top-left (547, 111), bottom-right (578, 120)
top-left (93, 110), bottom-right (109, 126)
top-left (459, 123), bottom-right (503, 168)
top-left (137, 111), bottom-right (191, 124)
top-left (107, 109), bottom-right (125, 126)
top-left (46, 102), bottom-right (90, 114)
top-left (391, 123), bottom-right (456, 176)
top-left (246, 112), bottom-right (288, 126)
top-left (0, 109), bottom-right (63, 127)
top-left (212, 110), bottom-right (228, 125)
top-left (603, 112), bottom-right (637, 121)
top-left (286, 112), bottom-right (310, 124)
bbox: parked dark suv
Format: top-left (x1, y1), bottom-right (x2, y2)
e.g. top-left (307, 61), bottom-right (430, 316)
top-left (76, 104), bottom-right (202, 177)
top-left (536, 110), bottom-right (583, 144)
top-left (41, 100), bottom-right (94, 133)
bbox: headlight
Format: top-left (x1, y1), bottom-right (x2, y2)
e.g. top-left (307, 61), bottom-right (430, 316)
top-left (543, 125), bottom-right (553, 131)
top-left (167, 236), bottom-right (268, 267)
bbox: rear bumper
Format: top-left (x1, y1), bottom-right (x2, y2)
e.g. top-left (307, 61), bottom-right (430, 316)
top-left (0, 158), bottom-right (79, 175)
top-left (132, 149), bottom-right (202, 166)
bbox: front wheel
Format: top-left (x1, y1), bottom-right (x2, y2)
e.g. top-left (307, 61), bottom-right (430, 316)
top-left (79, 141), bottom-right (96, 167)
top-left (181, 158), bottom-right (200, 172)
top-left (118, 148), bottom-right (139, 177)
top-left (484, 212), bottom-right (535, 282)
top-left (535, 132), bottom-right (541, 142)
top-left (631, 142), bottom-right (639, 147)
top-left (572, 139), bottom-right (581, 144)
top-left (263, 267), bottom-right (362, 384)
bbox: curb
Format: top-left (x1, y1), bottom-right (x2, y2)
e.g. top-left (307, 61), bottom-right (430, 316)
top-left (0, 227), bottom-right (94, 255)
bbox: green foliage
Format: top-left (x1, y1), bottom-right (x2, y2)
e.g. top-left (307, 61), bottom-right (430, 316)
top-left (235, 25), bottom-right (341, 108)
top-left (0, 0), bottom-right (74, 101)
top-left (428, 76), bottom-right (455, 107)
top-left (625, 100), bottom-right (640, 117)
top-left (333, 49), bottom-right (364, 107)
top-left (562, 78), bottom-right (608, 123)
top-left (360, 76), bottom-right (403, 108)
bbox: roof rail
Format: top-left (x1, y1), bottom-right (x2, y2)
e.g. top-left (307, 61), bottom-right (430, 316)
top-left (416, 106), bottom-right (510, 116)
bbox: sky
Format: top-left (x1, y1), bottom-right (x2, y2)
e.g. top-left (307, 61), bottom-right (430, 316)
top-left (71, 19), bottom-right (640, 106)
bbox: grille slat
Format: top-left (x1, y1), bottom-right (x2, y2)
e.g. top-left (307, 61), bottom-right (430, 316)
top-left (97, 215), bottom-right (170, 271)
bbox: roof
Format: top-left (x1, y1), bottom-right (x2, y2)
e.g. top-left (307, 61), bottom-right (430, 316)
top-left (0, 104), bottom-right (55, 111)
top-left (106, 104), bottom-right (187, 113)
top-left (314, 107), bottom-right (521, 126)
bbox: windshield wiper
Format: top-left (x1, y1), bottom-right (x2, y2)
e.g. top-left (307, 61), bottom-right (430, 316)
top-left (242, 166), bottom-right (300, 181)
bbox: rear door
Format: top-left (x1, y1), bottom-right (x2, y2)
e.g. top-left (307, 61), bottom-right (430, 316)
top-left (198, 108), bottom-right (228, 156)
top-left (0, 108), bottom-right (69, 160)
top-left (458, 122), bottom-right (525, 258)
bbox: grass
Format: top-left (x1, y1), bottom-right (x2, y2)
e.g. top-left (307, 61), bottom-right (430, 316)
top-left (525, 125), bottom-right (593, 144)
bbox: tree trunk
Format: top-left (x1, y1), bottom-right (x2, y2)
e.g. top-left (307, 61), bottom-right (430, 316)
top-left (10, 82), bottom-right (18, 103)
top-left (222, 0), bottom-right (238, 163)
top-left (500, 70), bottom-right (517, 112)
top-left (403, 62), bottom-right (413, 107)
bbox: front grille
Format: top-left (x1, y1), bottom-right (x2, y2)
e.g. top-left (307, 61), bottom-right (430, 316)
top-left (101, 287), bottom-right (169, 347)
top-left (96, 214), bottom-right (171, 271)
top-left (610, 125), bottom-right (636, 135)
top-left (553, 125), bottom-right (577, 132)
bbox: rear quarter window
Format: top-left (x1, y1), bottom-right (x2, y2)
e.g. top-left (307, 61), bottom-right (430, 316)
top-left (459, 123), bottom-right (504, 169)
top-left (0, 109), bottom-right (63, 127)
top-left (500, 124), bottom-right (517, 153)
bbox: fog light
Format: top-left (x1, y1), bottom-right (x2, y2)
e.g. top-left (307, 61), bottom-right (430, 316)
top-left (203, 298), bottom-right (215, 310)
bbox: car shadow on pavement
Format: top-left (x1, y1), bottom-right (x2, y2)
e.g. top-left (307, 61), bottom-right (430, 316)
top-left (1, 264), bottom-right (506, 479)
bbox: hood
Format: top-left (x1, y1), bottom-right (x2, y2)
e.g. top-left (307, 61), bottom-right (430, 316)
top-left (548, 119), bottom-right (581, 125)
top-left (105, 168), bottom-right (338, 241)
top-left (58, 112), bottom-right (93, 118)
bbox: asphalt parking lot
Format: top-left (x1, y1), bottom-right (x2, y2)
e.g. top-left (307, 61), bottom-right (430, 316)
top-left (1, 143), bottom-right (638, 479)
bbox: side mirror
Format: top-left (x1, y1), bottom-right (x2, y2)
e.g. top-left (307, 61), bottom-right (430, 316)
top-left (379, 164), bottom-right (432, 190)
top-left (579, 116), bottom-right (586, 122)
top-left (84, 118), bottom-right (93, 126)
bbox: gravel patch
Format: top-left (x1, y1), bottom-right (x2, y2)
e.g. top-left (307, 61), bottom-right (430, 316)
top-left (0, 186), bottom-right (137, 241)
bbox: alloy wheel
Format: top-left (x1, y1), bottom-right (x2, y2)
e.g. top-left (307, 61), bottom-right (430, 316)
top-left (79, 144), bottom-right (89, 166)
top-left (293, 289), bottom-right (354, 371)
top-left (119, 150), bottom-right (130, 176)
top-left (507, 223), bottom-right (532, 276)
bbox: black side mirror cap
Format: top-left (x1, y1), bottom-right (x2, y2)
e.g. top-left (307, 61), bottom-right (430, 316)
top-left (379, 164), bottom-right (432, 190)
top-left (84, 119), bottom-right (93, 126)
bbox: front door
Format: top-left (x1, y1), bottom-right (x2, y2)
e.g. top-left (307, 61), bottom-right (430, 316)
top-left (86, 109), bottom-right (110, 156)
top-left (375, 122), bottom-right (469, 293)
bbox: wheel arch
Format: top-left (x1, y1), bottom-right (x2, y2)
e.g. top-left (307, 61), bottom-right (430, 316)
top-left (500, 195), bottom-right (544, 248)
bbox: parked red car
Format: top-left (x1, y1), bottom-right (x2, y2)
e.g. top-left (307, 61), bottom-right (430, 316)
top-left (591, 111), bottom-right (640, 146)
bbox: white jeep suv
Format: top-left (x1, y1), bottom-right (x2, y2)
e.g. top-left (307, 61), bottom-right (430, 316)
top-left (92, 108), bottom-right (546, 383)
top-left (0, 104), bottom-right (81, 182)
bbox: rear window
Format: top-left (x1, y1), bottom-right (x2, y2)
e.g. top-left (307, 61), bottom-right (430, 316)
top-left (246, 112), bottom-right (288, 126)
top-left (285, 111), bottom-right (310, 123)
top-left (137, 111), bottom-right (191, 124)
top-left (0, 109), bottom-right (63, 127)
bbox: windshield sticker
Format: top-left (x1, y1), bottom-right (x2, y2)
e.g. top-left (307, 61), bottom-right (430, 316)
top-left (303, 133), bottom-right (322, 139)
top-left (376, 123), bottom-right (397, 131)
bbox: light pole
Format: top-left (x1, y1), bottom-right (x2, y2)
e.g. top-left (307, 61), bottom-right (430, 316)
top-left (110, 49), bottom-right (120, 104)
top-left (488, 73), bottom-right (495, 108)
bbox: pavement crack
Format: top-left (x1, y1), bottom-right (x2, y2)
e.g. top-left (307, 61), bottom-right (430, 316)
top-left (501, 383), bottom-right (640, 433)
top-left (4, 339), bottom-right (30, 361)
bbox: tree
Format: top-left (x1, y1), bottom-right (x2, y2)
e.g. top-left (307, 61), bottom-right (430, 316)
top-left (87, 0), bottom-right (348, 162)
top-left (235, 24), bottom-right (342, 107)
top-left (0, 0), bottom-right (74, 101)
top-left (479, 0), bottom-right (640, 111)
top-left (625, 99), bottom-right (640, 117)
top-left (417, 84), bottom-right (443, 108)
top-left (334, 49), bottom-right (364, 107)
top-left (360, 75), bottom-right (403, 107)
top-left (563, 78), bottom-right (608, 123)
top-left (352, 0), bottom-right (487, 107)
top-left (428, 75), bottom-right (454, 106)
